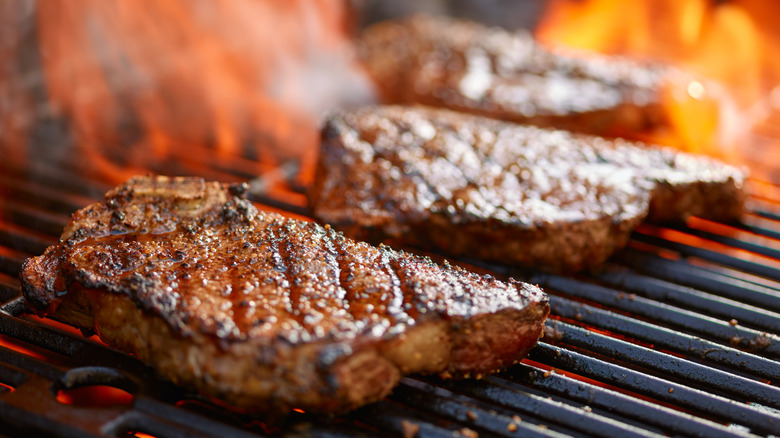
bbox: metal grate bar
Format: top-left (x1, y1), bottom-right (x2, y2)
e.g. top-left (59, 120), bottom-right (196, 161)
top-left (0, 251), bottom-right (26, 278)
top-left (631, 232), bottom-right (780, 281)
top-left (163, 145), bottom-right (282, 182)
top-left (0, 361), bottom-right (29, 390)
top-left (352, 400), bottom-right (489, 438)
top-left (595, 267), bottom-right (780, 333)
top-left (549, 297), bottom-right (780, 382)
top-left (753, 208), bottom-right (780, 223)
top-left (0, 398), bottom-right (103, 438)
top-left (618, 248), bottom-right (780, 312)
top-left (498, 363), bottom-right (755, 438)
top-left (128, 398), bottom-right (266, 438)
top-left (738, 217), bottom-right (780, 241)
top-left (0, 175), bottom-right (93, 216)
top-left (0, 200), bottom-right (69, 238)
top-left (391, 379), bottom-right (585, 437)
top-left (412, 377), bottom-right (666, 438)
top-left (665, 223), bottom-right (780, 261)
top-left (0, 224), bottom-right (56, 259)
top-left (528, 344), bottom-right (780, 436)
top-left (532, 274), bottom-right (780, 358)
top-left (0, 275), bottom-right (20, 303)
top-left (0, 310), bottom-right (81, 357)
top-left (0, 161), bottom-right (111, 201)
top-left (0, 346), bottom-right (63, 382)
top-left (1, 297), bottom-right (28, 317)
top-left (543, 319), bottom-right (780, 407)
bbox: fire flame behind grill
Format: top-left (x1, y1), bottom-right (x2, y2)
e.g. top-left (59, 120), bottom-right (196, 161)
top-left (1, 0), bottom-right (374, 189)
top-left (537, 0), bottom-right (780, 190)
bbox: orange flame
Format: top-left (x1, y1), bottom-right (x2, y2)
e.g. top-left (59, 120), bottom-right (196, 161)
top-left (29, 0), bottom-right (372, 186)
top-left (0, 2), bottom-right (35, 171)
top-left (537, 0), bottom-right (780, 184)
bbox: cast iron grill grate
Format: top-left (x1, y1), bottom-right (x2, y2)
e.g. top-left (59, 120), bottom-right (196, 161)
top-left (0, 148), bottom-right (779, 437)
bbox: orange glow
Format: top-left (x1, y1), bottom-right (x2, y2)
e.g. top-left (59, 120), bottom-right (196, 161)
top-left (537, 0), bottom-right (780, 187)
top-left (548, 315), bottom-right (656, 349)
top-left (686, 216), bottom-right (780, 252)
top-left (520, 358), bottom-right (691, 413)
top-left (30, 0), bottom-right (370, 187)
top-left (55, 385), bottom-right (134, 407)
top-left (0, 3), bottom-right (32, 171)
top-left (637, 223), bottom-right (780, 270)
top-left (0, 333), bottom-right (64, 363)
top-left (128, 433), bottom-right (158, 438)
top-left (22, 314), bottom-right (108, 347)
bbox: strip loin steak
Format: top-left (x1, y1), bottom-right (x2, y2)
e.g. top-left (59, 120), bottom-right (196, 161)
top-left (309, 105), bottom-right (745, 272)
top-left (21, 175), bottom-right (549, 414)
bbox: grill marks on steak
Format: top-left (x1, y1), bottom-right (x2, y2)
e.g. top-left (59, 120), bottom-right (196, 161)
top-left (309, 106), bottom-right (746, 273)
top-left (20, 176), bottom-right (548, 413)
top-left (358, 15), bottom-right (674, 139)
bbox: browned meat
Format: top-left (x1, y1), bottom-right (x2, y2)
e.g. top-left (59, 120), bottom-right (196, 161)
top-left (309, 106), bottom-right (746, 273)
top-left (358, 15), bottom-right (675, 139)
top-left (20, 175), bottom-right (549, 414)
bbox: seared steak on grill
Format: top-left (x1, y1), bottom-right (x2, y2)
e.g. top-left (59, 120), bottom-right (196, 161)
top-left (309, 106), bottom-right (745, 272)
top-left (358, 15), bottom-right (674, 139)
top-left (20, 175), bottom-right (549, 414)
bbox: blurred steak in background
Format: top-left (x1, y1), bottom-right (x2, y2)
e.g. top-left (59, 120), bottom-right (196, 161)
top-left (357, 15), bottom-right (676, 141)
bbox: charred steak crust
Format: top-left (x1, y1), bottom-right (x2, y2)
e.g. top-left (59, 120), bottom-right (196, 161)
top-left (357, 15), bottom-right (672, 139)
top-left (21, 175), bottom-right (549, 414)
top-left (309, 106), bottom-right (746, 273)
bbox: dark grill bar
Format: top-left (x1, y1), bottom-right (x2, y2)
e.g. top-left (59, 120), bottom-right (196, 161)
top-left (532, 274), bottom-right (780, 358)
top-left (630, 231), bottom-right (780, 281)
top-left (549, 298), bottom-right (780, 381)
top-left (526, 345), bottom-right (776, 435)
top-left (615, 249), bottom-right (780, 313)
top-left (1, 148), bottom-right (780, 438)
top-left (595, 268), bottom-right (780, 333)
top-left (539, 321), bottom-right (779, 408)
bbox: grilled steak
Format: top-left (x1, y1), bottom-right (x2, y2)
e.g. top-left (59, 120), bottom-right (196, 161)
top-left (309, 106), bottom-right (746, 273)
top-left (358, 15), bottom-right (674, 139)
top-left (20, 175), bottom-right (549, 414)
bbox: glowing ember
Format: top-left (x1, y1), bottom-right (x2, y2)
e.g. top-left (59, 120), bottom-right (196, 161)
top-left (636, 222), bottom-right (780, 271)
top-left (22, 314), bottom-right (108, 346)
top-left (537, 0), bottom-right (780, 187)
top-left (55, 385), bottom-right (134, 408)
top-left (0, 333), bottom-right (62, 362)
top-left (128, 433), bottom-right (158, 438)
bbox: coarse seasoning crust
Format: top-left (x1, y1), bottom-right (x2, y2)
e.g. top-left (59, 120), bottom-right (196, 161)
top-left (309, 105), bottom-right (746, 273)
top-left (21, 175), bottom-right (549, 414)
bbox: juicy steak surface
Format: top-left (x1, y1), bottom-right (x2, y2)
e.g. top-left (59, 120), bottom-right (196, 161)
top-left (310, 106), bottom-right (746, 273)
top-left (358, 15), bottom-right (673, 139)
top-left (20, 176), bottom-right (549, 413)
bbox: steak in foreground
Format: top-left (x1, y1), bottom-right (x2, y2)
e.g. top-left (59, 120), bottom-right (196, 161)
top-left (20, 175), bottom-right (549, 414)
top-left (309, 106), bottom-right (746, 273)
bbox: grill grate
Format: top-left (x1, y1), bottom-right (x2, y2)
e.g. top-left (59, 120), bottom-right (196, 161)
top-left (1, 150), bottom-right (779, 438)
